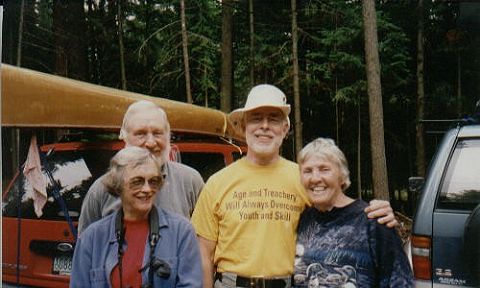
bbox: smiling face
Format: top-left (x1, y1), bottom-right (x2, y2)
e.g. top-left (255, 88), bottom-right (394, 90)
top-left (123, 107), bottom-right (170, 160)
top-left (300, 155), bottom-right (347, 212)
top-left (121, 160), bottom-right (163, 220)
top-left (244, 107), bottom-right (289, 165)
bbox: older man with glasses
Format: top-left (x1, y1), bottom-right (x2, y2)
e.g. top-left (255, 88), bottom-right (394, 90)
top-left (191, 84), bottom-right (397, 288)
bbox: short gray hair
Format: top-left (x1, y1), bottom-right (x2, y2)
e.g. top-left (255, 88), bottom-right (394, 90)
top-left (103, 146), bottom-right (164, 197)
top-left (297, 137), bottom-right (351, 191)
top-left (119, 100), bottom-right (171, 140)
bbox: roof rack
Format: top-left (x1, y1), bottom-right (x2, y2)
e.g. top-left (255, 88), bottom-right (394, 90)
top-left (420, 117), bottom-right (479, 135)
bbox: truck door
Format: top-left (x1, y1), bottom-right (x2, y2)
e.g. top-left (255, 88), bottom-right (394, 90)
top-left (433, 138), bottom-right (480, 287)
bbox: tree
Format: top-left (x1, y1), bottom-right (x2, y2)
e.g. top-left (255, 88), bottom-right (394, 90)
top-left (53, 0), bottom-right (87, 80)
top-left (7, 0), bottom-right (472, 217)
top-left (362, 0), bottom-right (389, 200)
top-left (220, 0), bottom-right (234, 112)
top-left (416, 0), bottom-right (426, 177)
top-left (186, 0), bottom-right (221, 106)
top-left (248, 0), bottom-right (255, 87)
top-left (180, 0), bottom-right (193, 103)
top-left (12, 0), bottom-right (26, 183)
top-left (291, 0), bottom-right (302, 156)
top-left (16, 0), bottom-right (25, 66)
top-left (53, 0), bottom-right (68, 76)
top-left (117, 0), bottom-right (127, 90)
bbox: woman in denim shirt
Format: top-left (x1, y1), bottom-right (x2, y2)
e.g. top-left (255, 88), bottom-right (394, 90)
top-left (70, 147), bottom-right (202, 288)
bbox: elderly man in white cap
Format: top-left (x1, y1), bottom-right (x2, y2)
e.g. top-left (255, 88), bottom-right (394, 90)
top-left (191, 84), bottom-right (396, 288)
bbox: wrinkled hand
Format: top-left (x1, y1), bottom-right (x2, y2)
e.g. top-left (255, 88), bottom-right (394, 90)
top-left (364, 199), bottom-right (398, 228)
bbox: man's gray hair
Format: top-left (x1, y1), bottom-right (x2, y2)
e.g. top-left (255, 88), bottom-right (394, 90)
top-left (119, 100), bottom-right (171, 140)
top-left (103, 146), bottom-right (164, 197)
top-left (297, 137), bottom-right (351, 191)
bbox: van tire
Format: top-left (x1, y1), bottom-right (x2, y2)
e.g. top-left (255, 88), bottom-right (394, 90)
top-left (464, 203), bottom-right (480, 282)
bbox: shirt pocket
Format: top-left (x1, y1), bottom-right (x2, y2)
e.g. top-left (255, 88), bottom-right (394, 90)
top-left (153, 256), bottom-right (178, 287)
top-left (89, 268), bottom-right (108, 286)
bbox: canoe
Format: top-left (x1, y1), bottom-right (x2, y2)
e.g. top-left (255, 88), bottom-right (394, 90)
top-left (1, 64), bottom-right (243, 141)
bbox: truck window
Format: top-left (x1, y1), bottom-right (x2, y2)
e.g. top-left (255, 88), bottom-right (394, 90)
top-left (438, 139), bottom-right (480, 210)
top-left (178, 152), bottom-right (225, 181)
top-left (2, 149), bottom-right (115, 220)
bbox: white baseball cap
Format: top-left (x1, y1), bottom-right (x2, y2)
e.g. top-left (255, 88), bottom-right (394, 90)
top-left (228, 84), bottom-right (291, 137)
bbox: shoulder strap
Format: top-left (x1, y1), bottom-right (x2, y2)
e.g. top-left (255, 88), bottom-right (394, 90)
top-left (115, 207), bottom-right (158, 246)
top-left (146, 206), bottom-right (161, 287)
top-left (115, 209), bottom-right (124, 244)
top-left (148, 206), bottom-right (160, 247)
top-left (117, 207), bottom-right (160, 288)
top-left (115, 209), bottom-right (125, 287)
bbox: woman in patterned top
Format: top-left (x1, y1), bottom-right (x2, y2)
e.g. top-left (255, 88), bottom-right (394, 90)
top-left (293, 138), bottom-right (413, 288)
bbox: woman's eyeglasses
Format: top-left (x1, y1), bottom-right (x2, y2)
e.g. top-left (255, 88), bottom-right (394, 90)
top-left (128, 176), bottom-right (164, 191)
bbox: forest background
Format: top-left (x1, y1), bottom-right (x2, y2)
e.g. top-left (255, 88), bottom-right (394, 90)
top-left (2, 0), bottom-right (480, 217)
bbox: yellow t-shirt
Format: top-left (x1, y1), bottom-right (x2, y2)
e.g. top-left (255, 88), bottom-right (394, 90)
top-left (191, 157), bottom-right (309, 277)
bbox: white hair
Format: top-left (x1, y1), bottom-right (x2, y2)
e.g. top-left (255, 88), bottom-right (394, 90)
top-left (298, 137), bottom-right (351, 191)
top-left (119, 100), bottom-right (171, 140)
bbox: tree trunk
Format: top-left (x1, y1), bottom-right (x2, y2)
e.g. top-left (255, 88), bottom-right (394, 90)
top-left (357, 100), bottom-right (362, 199)
top-left (53, 0), bottom-right (68, 76)
top-left (180, 0), bottom-right (193, 103)
top-left (117, 0), bottom-right (127, 90)
top-left (291, 0), bottom-right (302, 156)
top-left (416, 0), bottom-right (426, 177)
top-left (221, 0), bottom-right (233, 112)
top-left (249, 0), bottom-right (255, 87)
top-left (3, 0), bottom-right (20, 64)
top-left (12, 0), bottom-right (25, 177)
top-left (362, 0), bottom-right (389, 200)
top-left (16, 0), bottom-right (25, 66)
top-left (86, 0), bottom-right (98, 82)
top-left (53, 0), bottom-right (87, 80)
top-left (204, 65), bottom-right (209, 107)
top-left (69, 1), bottom-right (87, 81)
top-left (335, 84), bottom-right (339, 144)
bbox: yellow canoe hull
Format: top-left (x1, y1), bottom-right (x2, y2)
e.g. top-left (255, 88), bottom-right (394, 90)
top-left (1, 64), bottom-right (243, 141)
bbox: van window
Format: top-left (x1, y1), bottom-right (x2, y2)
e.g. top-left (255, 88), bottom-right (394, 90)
top-left (233, 151), bottom-right (244, 162)
top-left (178, 152), bottom-right (226, 181)
top-left (2, 149), bottom-right (115, 220)
top-left (438, 139), bottom-right (480, 210)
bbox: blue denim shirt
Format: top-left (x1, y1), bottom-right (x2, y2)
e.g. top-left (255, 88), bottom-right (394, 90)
top-left (70, 208), bottom-right (202, 287)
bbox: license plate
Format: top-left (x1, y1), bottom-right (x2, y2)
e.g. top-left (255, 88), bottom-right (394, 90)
top-left (52, 255), bottom-right (72, 275)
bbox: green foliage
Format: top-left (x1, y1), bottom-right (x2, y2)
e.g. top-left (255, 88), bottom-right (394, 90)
top-left (4, 0), bottom-right (479, 216)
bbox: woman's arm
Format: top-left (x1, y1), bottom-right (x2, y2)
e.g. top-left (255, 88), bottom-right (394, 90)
top-left (370, 222), bottom-right (414, 287)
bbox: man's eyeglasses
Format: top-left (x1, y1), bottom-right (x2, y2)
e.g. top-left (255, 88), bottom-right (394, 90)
top-left (128, 176), bottom-right (164, 191)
